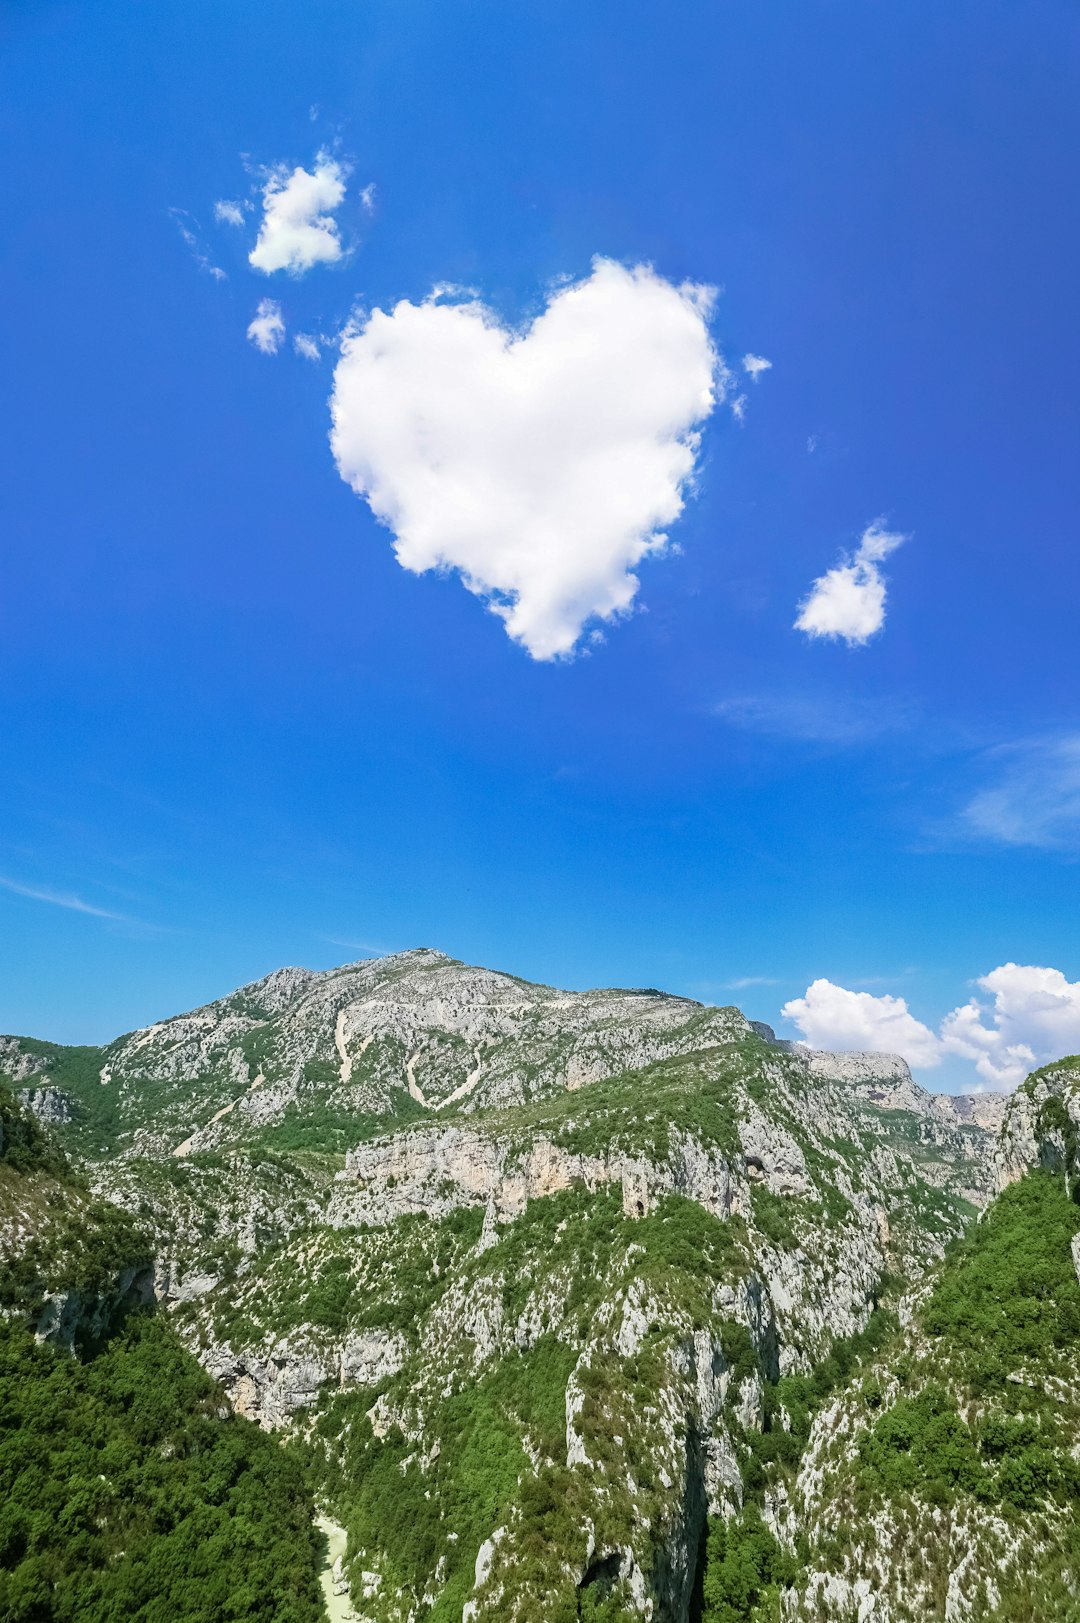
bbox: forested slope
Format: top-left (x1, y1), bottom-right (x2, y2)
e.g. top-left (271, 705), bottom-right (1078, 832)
top-left (0, 1082), bottom-right (325, 1623)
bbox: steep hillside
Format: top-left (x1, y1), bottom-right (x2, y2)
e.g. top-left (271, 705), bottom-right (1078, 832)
top-left (0, 1084), bottom-right (325, 1622)
top-left (767, 1056), bottom-right (1080, 1622)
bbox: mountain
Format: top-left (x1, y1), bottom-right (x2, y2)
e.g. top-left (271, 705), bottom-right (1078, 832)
top-left (1, 949), bottom-right (1073, 1622)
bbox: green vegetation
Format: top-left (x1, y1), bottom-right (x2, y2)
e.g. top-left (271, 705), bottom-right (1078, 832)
top-left (315, 1337), bottom-right (581, 1623)
top-left (850, 1172), bottom-right (1080, 1518)
top-left (790, 1168), bottom-right (1080, 1618)
top-left (920, 1169), bottom-right (1080, 1389)
top-left (0, 1193), bottom-right (152, 1319)
top-left (247, 1090), bottom-right (428, 1157)
top-left (0, 1084), bottom-right (152, 1322)
top-left (0, 1083), bottom-right (68, 1177)
top-left (472, 1039), bottom-right (752, 1166)
top-left (699, 1507), bottom-right (798, 1623)
top-left (749, 1185), bottom-right (799, 1248)
top-left (0, 1313), bottom-right (323, 1622)
top-left (0, 1043), bottom-right (118, 1158)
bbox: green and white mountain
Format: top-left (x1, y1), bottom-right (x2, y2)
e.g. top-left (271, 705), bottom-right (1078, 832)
top-left (2, 949), bottom-right (1077, 1622)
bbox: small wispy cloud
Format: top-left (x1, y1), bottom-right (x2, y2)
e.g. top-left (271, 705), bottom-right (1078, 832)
top-left (359, 183), bottom-right (376, 213)
top-left (318, 934), bottom-right (393, 958)
top-left (214, 199), bottom-right (246, 227)
top-left (293, 333), bottom-right (321, 361)
top-left (247, 298), bottom-right (286, 355)
top-left (724, 975), bottom-right (781, 989)
top-left (0, 874), bottom-right (131, 922)
top-left (795, 520), bottom-right (906, 647)
top-left (169, 208), bottom-right (227, 281)
top-left (960, 735), bottom-right (1080, 849)
top-left (741, 353), bottom-right (772, 381)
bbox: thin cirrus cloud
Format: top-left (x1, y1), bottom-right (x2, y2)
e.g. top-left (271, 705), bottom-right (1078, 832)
top-left (247, 299), bottom-right (285, 355)
top-left (960, 735), bottom-right (1080, 849)
top-left (329, 257), bottom-right (728, 660)
top-left (169, 208), bottom-right (226, 282)
top-left (0, 874), bottom-right (131, 923)
top-left (249, 153), bottom-right (348, 276)
top-left (795, 521), bottom-right (906, 647)
top-left (781, 961), bottom-right (1080, 1090)
top-left (714, 690), bottom-right (915, 745)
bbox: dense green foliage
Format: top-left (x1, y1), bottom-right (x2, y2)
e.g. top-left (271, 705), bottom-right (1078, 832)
top-left (700, 1507), bottom-right (798, 1623)
top-left (920, 1169), bottom-right (1080, 1389)
top-left (794, 1168), bottom-right (1080, 1619)
top-left (0, 1313), bottom-right (323, 1623)
top-left (843, 1171), bottom-right (1080, 1527)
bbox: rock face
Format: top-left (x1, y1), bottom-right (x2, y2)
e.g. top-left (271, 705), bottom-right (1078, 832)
top-left (18, 1086), bottom-right (73, 1125)
top-left (329, 1124), bottom-right (739, 1229)
top-left (993, 1057), bottom-right (1080, 1191)
top-left (33, 1265), bottom-right (156, 1350)
top-left (199, 1328), bottom-right (407, 1428)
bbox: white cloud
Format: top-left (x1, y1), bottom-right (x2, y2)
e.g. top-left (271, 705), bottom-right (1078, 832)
top-left (795, 520), bottom-right (906, 647)
top-left (214, 199), bottom-right (245, 227)
top-left (294, 333), bottom-right (321, 361)
top-left (782, 978), bottom-right (943, 1069)
top-left (329, 258), bottom-right (724, 659)
top-left (941, 963), bottom-right (1080, 1088)
top-left (742, 352), bottom-right (771, 380)
top-left (247, 298), bottom-right (285, 354)
top-left (360, 183), bottom-right (376, 213)
top-left (249, 154), bottom-right (347, 275)
top-left (961, 736), bottom-right (1080, 849)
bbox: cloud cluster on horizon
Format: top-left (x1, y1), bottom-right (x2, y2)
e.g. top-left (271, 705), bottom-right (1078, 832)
top-left (795, 521), bottom-right (906, 647)
top-left (329, 258), bottom-right (727, 659)
top-left (782, 961), bottom-right (1080, 1089)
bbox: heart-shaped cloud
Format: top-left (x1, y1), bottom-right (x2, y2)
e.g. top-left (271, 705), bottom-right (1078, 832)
top-left (329, 258), bottom-right (723, 659)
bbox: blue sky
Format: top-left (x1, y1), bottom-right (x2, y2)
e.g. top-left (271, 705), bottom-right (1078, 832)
top-left (2, 0), bottom-right (1079, 1089)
